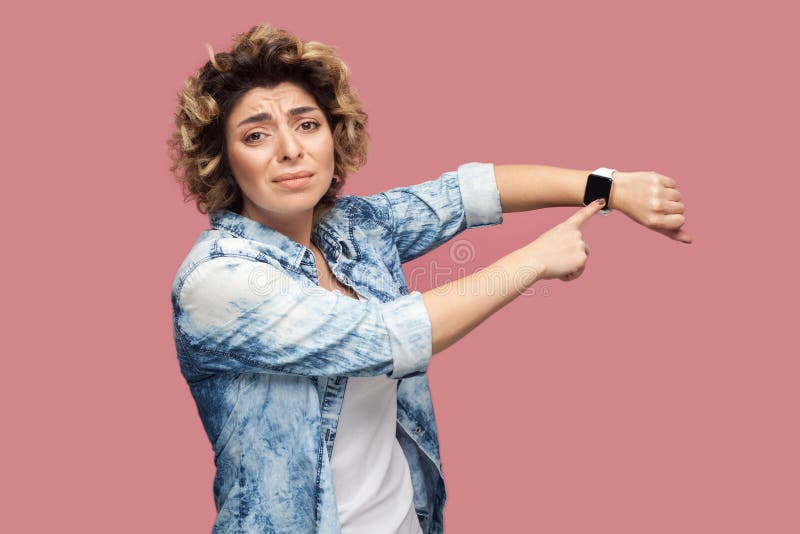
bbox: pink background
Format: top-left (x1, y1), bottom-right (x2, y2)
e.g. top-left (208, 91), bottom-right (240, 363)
top-left (4, 1), bottom-right (798, 532)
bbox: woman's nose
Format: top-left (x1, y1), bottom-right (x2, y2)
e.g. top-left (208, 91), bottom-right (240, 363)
top-left (276, 127), bottom-right (302, 159)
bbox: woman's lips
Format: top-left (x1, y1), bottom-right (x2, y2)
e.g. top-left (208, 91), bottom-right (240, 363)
top-left (273, 174), bottom-right (313, 189)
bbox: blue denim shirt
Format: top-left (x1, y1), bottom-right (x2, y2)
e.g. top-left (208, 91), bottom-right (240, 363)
top-left (171, 162), bottom-right (504, 533)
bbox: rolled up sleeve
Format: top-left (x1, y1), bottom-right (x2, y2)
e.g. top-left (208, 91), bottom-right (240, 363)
top-left (173, 255), bottom-right (433, 379)
top-left (381, 290), bottom-right (432, 378)
top-left (456, 162), bottom-right (504, 228)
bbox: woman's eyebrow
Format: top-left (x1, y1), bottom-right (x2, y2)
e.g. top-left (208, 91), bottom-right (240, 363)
top-left (236, 106), bottom-right (319, 128)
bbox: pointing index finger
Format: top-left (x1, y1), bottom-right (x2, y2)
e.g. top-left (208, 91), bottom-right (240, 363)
top-left (567, 199), bottom-right (606, 227)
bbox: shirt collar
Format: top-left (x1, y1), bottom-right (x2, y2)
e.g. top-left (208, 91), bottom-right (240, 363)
top-left (209, 209), bottom-right (348, 269)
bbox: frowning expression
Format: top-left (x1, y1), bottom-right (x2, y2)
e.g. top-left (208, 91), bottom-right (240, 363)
top-left (225, 82), bottom-right (336, 218)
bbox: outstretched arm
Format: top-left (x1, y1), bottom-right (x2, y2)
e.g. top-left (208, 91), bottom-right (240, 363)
top-left (494, 164), bottom-right (693, 243)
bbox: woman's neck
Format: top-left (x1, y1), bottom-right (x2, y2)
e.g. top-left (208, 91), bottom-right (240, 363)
top-left (241, 203), bottom-right (315, 249)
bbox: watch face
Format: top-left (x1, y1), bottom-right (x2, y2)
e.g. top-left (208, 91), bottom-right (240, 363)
top-left (584, 174), bottom-right (612, 206)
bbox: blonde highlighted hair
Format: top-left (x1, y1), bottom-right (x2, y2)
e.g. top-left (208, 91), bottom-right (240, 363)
top-left (167, 24), bottom-right (370, 221)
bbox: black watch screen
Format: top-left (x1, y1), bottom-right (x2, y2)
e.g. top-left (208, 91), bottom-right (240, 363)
top-left (583, 173), bottom-right (612, 207)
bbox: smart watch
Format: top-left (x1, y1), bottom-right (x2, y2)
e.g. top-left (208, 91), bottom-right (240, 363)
top-left (583, 167), bottom-right (616, 216)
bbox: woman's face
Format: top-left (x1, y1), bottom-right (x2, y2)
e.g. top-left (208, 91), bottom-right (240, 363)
top-left (225, 81), bottom-right (335, 220)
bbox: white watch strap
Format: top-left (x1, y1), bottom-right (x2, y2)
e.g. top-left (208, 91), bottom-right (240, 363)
top-left (592, 167), bottom-right (616, 180)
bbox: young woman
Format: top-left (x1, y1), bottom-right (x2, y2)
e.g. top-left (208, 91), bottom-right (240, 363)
top-left (168, 23), bottom-right (690, 534)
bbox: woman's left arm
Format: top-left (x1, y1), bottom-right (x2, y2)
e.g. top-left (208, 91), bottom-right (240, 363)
top-left (494, 164), bottom-right (693, 244)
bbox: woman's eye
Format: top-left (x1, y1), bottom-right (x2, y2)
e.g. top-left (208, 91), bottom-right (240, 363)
top-left (245, 121), bottom-right (319, 143)
top-left (300, 120), bottom-right (320, 131)
top-left (245, 132), bottom-right (265, 143)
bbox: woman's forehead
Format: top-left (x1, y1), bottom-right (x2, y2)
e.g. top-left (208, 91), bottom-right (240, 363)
top-left (238, 83), bottom-right (314, 109)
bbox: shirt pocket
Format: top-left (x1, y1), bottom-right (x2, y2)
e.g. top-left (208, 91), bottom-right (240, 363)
top-left (349, 224), bottom-right (407, 300)
top-left (350, 254), bottom-right (405, 301)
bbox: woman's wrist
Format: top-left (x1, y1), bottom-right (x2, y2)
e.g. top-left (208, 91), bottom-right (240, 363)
top-left (520, 247), bottom-right (547, 285)
top-left (609, 171), bottom-right (628, 213)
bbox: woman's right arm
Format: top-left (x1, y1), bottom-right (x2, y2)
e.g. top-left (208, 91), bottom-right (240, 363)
top-left (173, 201), bottom-right (604, 379)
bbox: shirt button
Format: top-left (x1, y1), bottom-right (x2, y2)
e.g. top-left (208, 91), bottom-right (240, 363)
top-left (415, 426), bottom-right (423, 435)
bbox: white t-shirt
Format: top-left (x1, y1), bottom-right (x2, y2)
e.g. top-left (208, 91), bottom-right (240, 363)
top-left (329, 294), bottom-right (423, 534)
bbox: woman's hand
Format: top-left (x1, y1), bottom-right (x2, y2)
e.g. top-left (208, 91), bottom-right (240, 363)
top-left (611, 171), bottom-right (693, 244)
top-left (525, 199), bottom-right (606, 281)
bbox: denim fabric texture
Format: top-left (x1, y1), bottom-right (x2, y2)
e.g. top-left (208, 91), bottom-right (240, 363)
top-left (171, 162), bottom-right (504, 533)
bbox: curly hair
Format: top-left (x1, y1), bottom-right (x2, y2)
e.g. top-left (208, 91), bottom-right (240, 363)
top-left (167, 24), bottom-right (370, 223)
